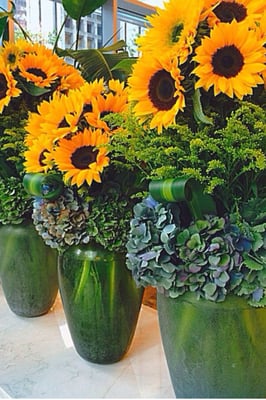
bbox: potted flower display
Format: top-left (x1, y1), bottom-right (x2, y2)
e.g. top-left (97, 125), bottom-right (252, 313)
top-left (124, 0), bottom-right (266, 397)
top-left (0, 37), bottom-right (85, 317)
top-left (23, 78), bottom-right (144, 364)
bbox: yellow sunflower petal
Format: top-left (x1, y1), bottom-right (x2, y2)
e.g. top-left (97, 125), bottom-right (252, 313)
top-left (53, 128), bottom-right (109, 187)
top-left (193, 20), bottom-right (265, 99)
top-left (128, 53), bottom-right (185, 132)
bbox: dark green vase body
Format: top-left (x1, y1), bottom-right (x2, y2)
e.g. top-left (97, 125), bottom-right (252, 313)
top-left (58, 242), bottom-right (144, 364)
top-left (157, 292), bottom-right (266, 398)
top-left (0, 222), bottom-right (58, 317)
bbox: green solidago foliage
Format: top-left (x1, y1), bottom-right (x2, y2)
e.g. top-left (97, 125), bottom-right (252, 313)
top-left (107, 110), bottom-right (191, 184)
top-left (113, 102), bottom-right (265, 216)
top-left (0, 112), bottom-right (31, 224)
top-left (180, 102), bottom-right (266, 213)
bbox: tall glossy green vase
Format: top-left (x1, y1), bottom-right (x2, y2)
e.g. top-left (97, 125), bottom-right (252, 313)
top-left (157, 292), bottom-right (266, 398)
top-left (0, 221), bottom-right (58, 317)
top-left (58, 242), bottom-right (144, 364)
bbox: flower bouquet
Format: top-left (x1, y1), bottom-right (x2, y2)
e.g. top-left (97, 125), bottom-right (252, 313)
top-left (23, 78), bottom-right (142, 253)
top-left (0, 38), bottom-right (84, 225)
top-left (0, 38), bottom-right (85, 316)
top-left (23, 78), bottom-right (144, 363)
top-left (125, 0), bottom-right (266, 307)
top-left (121, 0), bottom-right (266, 396)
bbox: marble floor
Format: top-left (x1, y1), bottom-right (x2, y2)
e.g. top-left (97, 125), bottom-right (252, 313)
top-left (0, 283), bottom-right (175, 399)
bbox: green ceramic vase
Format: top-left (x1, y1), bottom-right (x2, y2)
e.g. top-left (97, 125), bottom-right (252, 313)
top-left (58, 242), bottom-right (144, 364)
top-left (157, 292), bottom-right (266, 398)
top-left (0, 222), bottom-right (58, 317)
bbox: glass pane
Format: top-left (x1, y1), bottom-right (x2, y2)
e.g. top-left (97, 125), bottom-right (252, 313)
top-left (138, 0), bottom-right (164, 6)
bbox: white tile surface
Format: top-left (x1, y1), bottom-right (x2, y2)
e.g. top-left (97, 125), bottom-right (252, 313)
top-left (0, 284), bottom-right (175, 398)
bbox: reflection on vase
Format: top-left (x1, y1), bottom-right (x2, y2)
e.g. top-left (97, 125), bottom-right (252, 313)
top-left (0, 221), bottom-right (58, 317)
top-left (157, 292), bottom-right (266, 398)
top-left (58, 242), bottom-right (144, 364)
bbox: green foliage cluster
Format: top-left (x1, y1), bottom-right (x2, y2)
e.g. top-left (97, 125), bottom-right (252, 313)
top-left (0, 113), bottom-right (31, 224)
top-left (82, 165), bottom-right (145, 253)
top-left (126, 196), bottom-right (266, 306)
top-left (180, 102), bottom-right (266, 212)
top-left (112, 101), bottom-right (266, 215)
top-left (0, 177), bottom-right (31, 224)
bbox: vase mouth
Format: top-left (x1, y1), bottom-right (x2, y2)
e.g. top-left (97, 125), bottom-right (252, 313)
top-left (157, 291), bottom-right (262, 310)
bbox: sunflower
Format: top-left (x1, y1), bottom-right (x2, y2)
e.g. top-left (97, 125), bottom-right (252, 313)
top-left (25, 99), bottom-right (54, 146)
top-left (85, 91), bottom-right (128, 132)
top-left (136, 0), bottom-right (206, 64)
top-left (11, 38), bottom-right (35, 54)
top-left (53, 128), bottom-right (110, 187)
top-left (83, 80), bottom-right (128, 133)
top-left (258, 11), bottom-right (266, 88)
top-left (128, 54), bottom-right (185, 132)
top-left (17, 48), bottom-right (64, 88)
top-left (0, 41), bottom-right (22, 70)
top-left (25, 90), bottom-right (83, 144)
top-left (205, 0), bottom-right (265, 27)
top-left (80, 79), bottom-right (105, 99)
top-left (108, 79), bottom-right (127, 95)
top-left (24, 134), bottom-right (54, 173)
top-left (193, 20), bottom-right (265, 99)
top-left (56, 63), bottom-right (85, 93)
top-left (75, 79), bottom-right (106, 116)
top-left (256, 10), bottom-right (266, 41)
top-left (41, 91), bottom-right (83, 140)
top-left (0, 60), bottom-right (21, 112)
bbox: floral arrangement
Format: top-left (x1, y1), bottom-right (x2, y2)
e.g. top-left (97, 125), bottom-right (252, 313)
top-left (23, 78), bottom-right (144, 253)
top-left (124, 0), bottom-right (266, 306)
top-left (0, 38), bottom-right (85, 224)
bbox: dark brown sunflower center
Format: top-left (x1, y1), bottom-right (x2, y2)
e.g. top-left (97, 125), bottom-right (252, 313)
top-left (212, 45), bottom-right (244, 78)
top-left (148, 69), bottom-right (176, 111)
top-left (213, 1), bottom-right (247, 23)
top-left (71, 146), bottom-right (98, 169)
top-left (58, 117), bottom-right (70, 128)
top-left (39, 150), bottom-right (48, 166)
top-left (171, 23), bottom-right (183, 43)
top-left (0, 73), bottom-right (8, 100)
top-left (83, 103), bottom-right (92, 113)
top-left (27, 68), bottom-right (47, 79)
top-left (100, 111), bottom-right (112, 119)
top-left (8, 53), bottom-right (17, 64)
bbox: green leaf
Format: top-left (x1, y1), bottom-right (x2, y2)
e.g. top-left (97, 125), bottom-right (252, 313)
top-left (192, 88), bottom-right (213, 126)
top-left (243, 254), bottom-right (264, 271)
top-left (20, 81), bottom-right (51, 96)
top-left (62, 0), bottom-right (108, 20)
top-left (111, 58), bottom-right (137, 76)
top-left (0, 15), bottom-right (8, 41)
top-left (252, 232), bottom-right (264, 252)
top-left (56, 41), bottom-right (129, 82)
